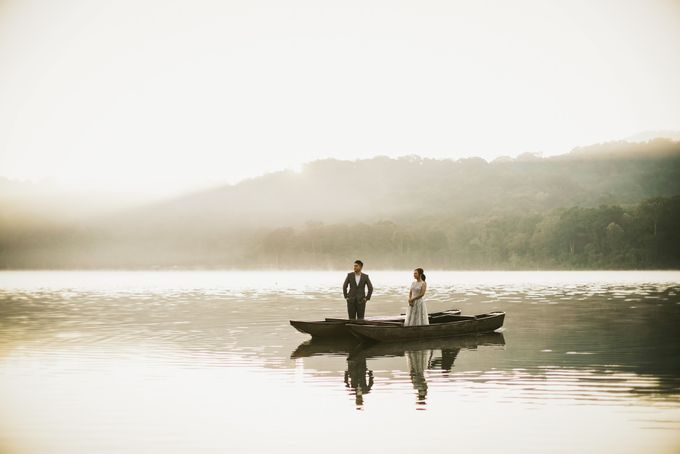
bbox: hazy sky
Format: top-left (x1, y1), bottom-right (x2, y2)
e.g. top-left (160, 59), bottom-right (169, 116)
top-left (1, 0), bottom-right (679, 198)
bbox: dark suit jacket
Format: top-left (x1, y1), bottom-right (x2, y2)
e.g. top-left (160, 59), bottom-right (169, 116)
top-left (343, 272), bottom-right (373, 301)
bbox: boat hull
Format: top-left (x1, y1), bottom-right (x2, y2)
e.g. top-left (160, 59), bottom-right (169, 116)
top-left (290, 319), bottom-right (349, 337)
top-left (347, 312), bottom-right (505, 342)
top-left (290, 309), bottom-right (461, 338)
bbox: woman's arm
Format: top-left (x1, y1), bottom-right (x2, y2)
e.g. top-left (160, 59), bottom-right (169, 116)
top-left (408, 289), bottom-right (413, 306)
top-left (413, 282), bottom-right (427, 300)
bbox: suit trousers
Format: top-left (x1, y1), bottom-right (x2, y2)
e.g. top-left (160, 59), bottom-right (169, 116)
top-left (346, 297), bottom-right (366, 320)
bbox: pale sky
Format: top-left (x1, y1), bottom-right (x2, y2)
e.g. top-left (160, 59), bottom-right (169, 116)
top-left (1, 0), bottom-right (679, 199)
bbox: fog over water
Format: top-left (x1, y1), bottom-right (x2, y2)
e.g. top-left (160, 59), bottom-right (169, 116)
top-left (1, 140), bottom-right (679, 270)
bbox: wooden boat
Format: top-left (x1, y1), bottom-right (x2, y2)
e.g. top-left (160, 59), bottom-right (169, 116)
top-left (347, 311), bottom-right (505, 342)
top-left (290, 308), bottom-right (461, 338)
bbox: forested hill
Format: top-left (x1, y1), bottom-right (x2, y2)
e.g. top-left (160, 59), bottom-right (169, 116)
top-left (104, 138), bottom-right (680, 229)
top-left (1, 139), bottom-right (679, 269)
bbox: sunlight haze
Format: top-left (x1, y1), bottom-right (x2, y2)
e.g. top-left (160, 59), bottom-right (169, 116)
top-left (1, 0), bottom-right (679, 198)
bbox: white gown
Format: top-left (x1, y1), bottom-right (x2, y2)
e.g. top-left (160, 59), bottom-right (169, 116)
top-left (405, 280), bottom-right (429, 326)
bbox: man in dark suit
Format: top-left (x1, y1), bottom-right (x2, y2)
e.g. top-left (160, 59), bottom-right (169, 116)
top-left (342, 259), bottom-right (373, 319)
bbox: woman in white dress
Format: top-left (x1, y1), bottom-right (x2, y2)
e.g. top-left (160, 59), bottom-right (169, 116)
top-left (405, 268), bottom-right (429, 326)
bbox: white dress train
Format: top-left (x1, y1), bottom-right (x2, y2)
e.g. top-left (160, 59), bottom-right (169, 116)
top-left (404, 280), bottom-right (429, 326)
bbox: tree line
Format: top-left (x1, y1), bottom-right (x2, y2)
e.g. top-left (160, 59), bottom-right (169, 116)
top-left (0, 196), bottom-right (678, 270)
top-left (243, 196), bottom-right (680, 269)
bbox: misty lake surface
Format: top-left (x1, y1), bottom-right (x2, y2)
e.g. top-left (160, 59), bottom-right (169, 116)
top-left (1, 271), bottom-right (679, 453)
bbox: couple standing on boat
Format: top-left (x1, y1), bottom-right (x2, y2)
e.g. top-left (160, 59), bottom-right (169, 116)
top-left (342, 259), bottom-right (429, 326)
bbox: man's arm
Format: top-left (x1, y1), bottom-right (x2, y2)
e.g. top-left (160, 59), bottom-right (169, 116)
top-left (365, 274), bottom-right (373, 300)
top-left (343, 274), bottom-right (350, 299)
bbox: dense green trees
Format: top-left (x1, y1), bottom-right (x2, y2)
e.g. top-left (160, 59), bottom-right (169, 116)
top-left (244, 196), bottom-right (680, 269)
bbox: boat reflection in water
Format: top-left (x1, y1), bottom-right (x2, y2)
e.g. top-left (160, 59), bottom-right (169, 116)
top-left (291, 333), bottom-right (505, 409)
top-left (290, 337), bottom-right (376, 406)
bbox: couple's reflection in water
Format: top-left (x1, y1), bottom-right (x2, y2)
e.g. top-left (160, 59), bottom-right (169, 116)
top-left (408, 347), bottom-right (463, 407)
top-left (343, 350), bottom-right (432, 408)
top-left (344, 357), bottom-right (373, 407)
top-left (291, 333), bottom-right (504, 409)
top-left (406, 349), bottom-right (431, 407)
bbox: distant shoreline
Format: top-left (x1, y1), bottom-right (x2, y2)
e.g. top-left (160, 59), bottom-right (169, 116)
top-left (1, 268), bottom-right (679, 272)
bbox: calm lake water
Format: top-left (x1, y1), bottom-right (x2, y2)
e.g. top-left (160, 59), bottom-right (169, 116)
top-left (1, 270), bottom-right (679, 453)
